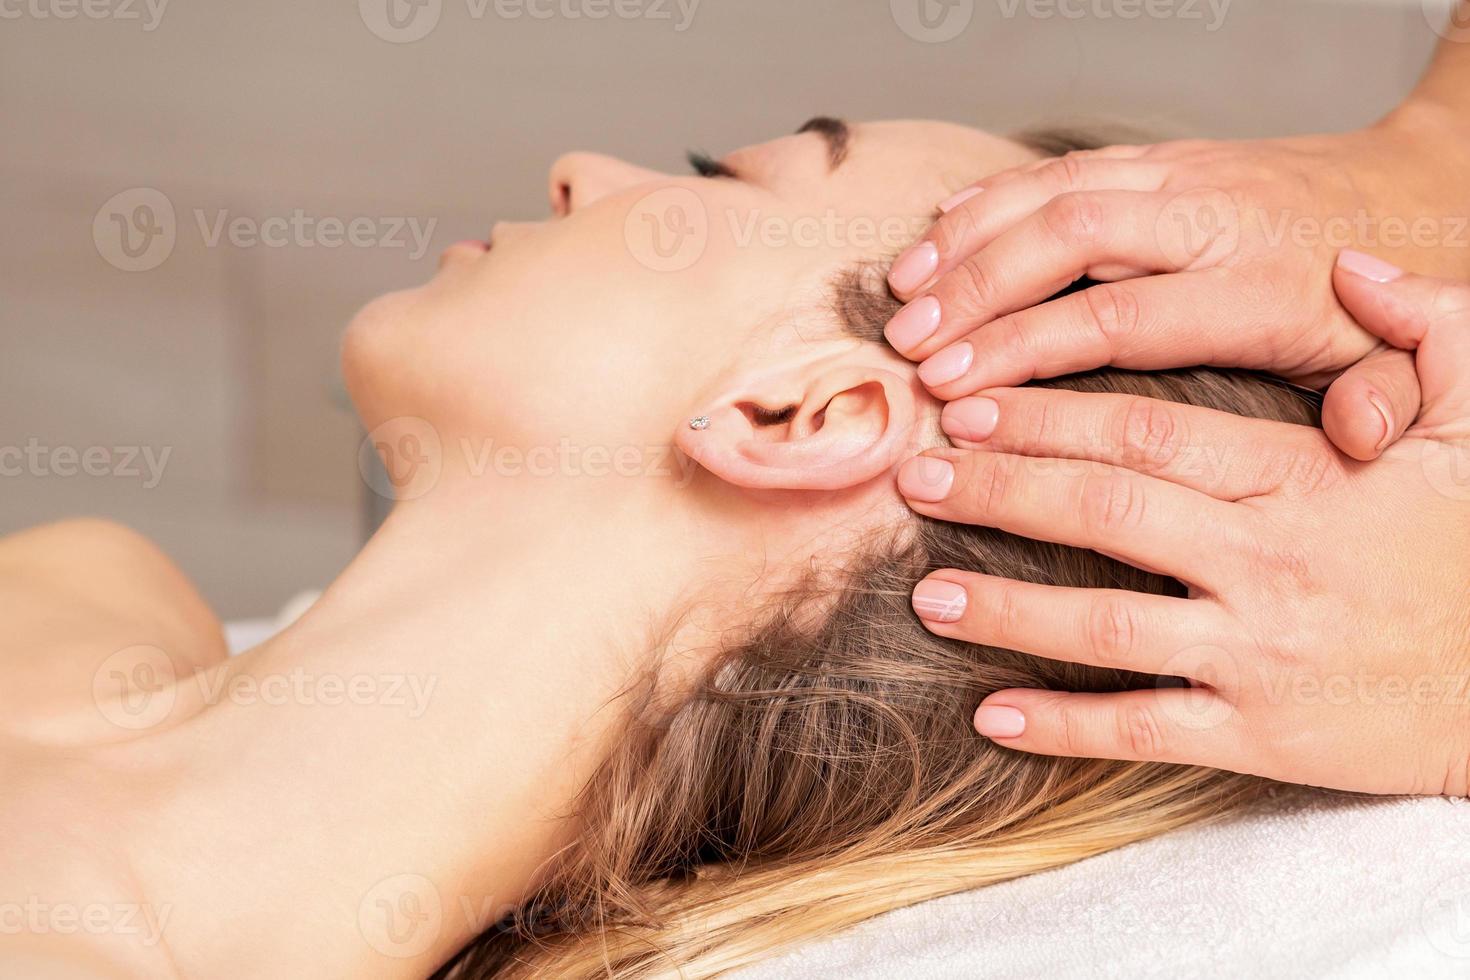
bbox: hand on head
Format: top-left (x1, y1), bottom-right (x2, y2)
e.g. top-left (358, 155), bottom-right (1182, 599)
top-left (884, 124), bottom-right (1470, 462)
top-left (898, 248), bottom-right (1470, 795)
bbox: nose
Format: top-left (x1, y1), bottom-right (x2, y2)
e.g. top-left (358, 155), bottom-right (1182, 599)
top-left (548, 152), bottom-right (666, 217)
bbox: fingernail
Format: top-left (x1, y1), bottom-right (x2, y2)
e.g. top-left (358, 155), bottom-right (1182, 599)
top-left (889, 240), bottom-right (939, 294)
top-left (918, 343), bottom-right (974, 388)
top-left (897, 455), bottom-right (955, 503)
top-left (974, 704), bottom-right (1026, 739)
top-left (912, 579), bottom-right (968, 623)
top-left (937, 184), bottom-right (983, 214)
top-left (941, 397), bottom-right (1000, 442)
top-left (884, 295), bottom-right (942, 351)
top-left (1337, 249), bottom-right (1404, 284)
top-left (1367, 391), bottom-right (1394, 454)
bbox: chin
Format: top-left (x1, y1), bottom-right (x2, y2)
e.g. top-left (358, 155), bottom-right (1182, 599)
top-left (340, 287), bottom-right (425, 430)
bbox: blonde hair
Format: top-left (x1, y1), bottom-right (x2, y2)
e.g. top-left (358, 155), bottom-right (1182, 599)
top-left (432, 259), bottom-right (1321, 977)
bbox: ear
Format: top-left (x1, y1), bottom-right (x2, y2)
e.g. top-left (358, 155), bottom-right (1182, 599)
top-left (676, 357), bottom-right (923, 491)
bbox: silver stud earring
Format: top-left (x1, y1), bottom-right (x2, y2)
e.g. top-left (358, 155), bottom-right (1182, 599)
top-left (688, 416), bottom-right (711, 431)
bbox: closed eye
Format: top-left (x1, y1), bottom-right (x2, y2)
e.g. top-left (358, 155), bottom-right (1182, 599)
top-left (686, 150), bottom-right (738, 180)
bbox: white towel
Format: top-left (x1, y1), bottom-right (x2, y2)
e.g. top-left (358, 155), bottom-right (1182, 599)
top-left (734, 787), bottom-right (1470, 979)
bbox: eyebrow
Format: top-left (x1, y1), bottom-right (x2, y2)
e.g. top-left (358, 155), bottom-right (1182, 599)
top-left (796, 116), bottom-right (850, 169)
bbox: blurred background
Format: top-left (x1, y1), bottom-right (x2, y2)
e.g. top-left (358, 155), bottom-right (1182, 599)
top-left (0, 0), bottom-right (1458, 618)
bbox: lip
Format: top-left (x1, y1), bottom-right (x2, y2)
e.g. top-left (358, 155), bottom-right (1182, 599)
top-left (438, 238), bottom-right (492, 265)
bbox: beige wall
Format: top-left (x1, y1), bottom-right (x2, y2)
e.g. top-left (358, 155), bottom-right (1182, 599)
top-left (0, 0), bottom-right (1450, 617)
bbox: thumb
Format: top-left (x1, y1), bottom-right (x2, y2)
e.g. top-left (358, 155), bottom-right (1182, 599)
top-left (1320, 345), bottom-right (1419, 461)
top-left (1334, 249), bottom-right (1470, 429)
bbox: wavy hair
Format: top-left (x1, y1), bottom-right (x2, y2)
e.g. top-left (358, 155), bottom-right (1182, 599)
top-left (434, 131), bottom-right (1318, 979)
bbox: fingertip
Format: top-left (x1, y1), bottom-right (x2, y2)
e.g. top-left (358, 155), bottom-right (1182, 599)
top-left (1321, 390), bottom-right (1389, 462)
top-left (888, 240), bottom-right (940, 298)
top-left (937, 184), bottom-right (984, 215)
top-left (1322, 353), bottom-right (1420, 460)
top-left (941, 397), bottom-right (1000, 444)
top-left (1336, 249), bottom-right (1405, 285)
top-left (974, 701), bottom-right (1026, 739)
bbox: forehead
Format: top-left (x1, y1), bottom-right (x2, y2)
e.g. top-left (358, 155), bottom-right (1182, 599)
top-left (832, 120), bottom-right (1040, 215)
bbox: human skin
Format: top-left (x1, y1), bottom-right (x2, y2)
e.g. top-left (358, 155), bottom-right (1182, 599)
top-left (901, 254), bottom-right (1470, 795)
top-left (885, 2), bottom-right (1470, 462)
top-left (0, 120), bottom-right (1031, 979)
top-left (885, 5), bottom-right (1470, 787)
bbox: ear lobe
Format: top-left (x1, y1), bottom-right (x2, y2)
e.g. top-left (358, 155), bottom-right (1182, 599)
top-left (676, 366), bottom-right (921, 491)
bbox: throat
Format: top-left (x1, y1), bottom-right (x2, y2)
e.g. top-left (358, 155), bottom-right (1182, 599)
top-left (115, 481), bottom-right (703, 978)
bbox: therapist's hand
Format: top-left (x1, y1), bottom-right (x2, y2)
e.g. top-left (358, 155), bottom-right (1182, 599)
top-left (899, 254), bottom-right (1470, 796)
top-left (885, 111), bottom-right (1470, 461)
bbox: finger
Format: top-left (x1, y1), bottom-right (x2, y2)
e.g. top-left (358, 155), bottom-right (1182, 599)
top-left (935, 146), bottom-right (1155, 214)
top-left (1320, 345), bottom-right (1420, 461)
top-left (888, 159), bottom-right (1167, 300)
top-left (1334, 250), bottom-right (1470, 427)
top-left (887, 191), bottom-right (1188, 360)
top-left (908, 273), bottom-right (1374, 397)
top-left (938, 387), bottom-right (1328, 500)
top-left (896, 450), bottom-right (1246, 590)
top-left (971, 688), bottom-right (1244, 768)
top-left (912, 570), bottom-right (1233, 676)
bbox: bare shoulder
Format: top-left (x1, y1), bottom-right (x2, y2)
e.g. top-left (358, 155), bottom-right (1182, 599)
top-left (0, 519), bottom-right (228, 744)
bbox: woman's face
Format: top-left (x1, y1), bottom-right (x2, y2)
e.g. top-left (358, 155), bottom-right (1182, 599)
top-left (343, 120), bottom-right (1038, 478)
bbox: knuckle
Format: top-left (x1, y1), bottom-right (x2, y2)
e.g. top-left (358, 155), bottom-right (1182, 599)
top-left (993, 311), bottom-right (1038, 365)
top-left (1080, 474), bottom-right (1146, 536)
top-left (1245, 535), bottom-right (1316, 594)
top-left (974, 454), bottom-right (1017, 517)
top-left (1043, 192), bottom-right (1107, 248)
top-left (1116, 396), bottom-right (1184, 470)
top-left (949, 257), bottom-right (1004, 316)
top-left (1281, 444), bottom-right (1342, 496)
top-left (1019, 388), bottom-right (1060, 453)
top-left (1119, 704), bottom-right (1168, 759)
top-left (1038, 152), bottom-right (1088, 192)
top-left (1054, 701), bottom-right (1089, 758)
top-left (1428, 280), bottom-right (1470, 325)
top-left (1085, 595), bottom-right (1140, 669)
top-left (989, 581), bottom-right (1026, 641)
top-left (1079, 283), bottom-right (1141, 350)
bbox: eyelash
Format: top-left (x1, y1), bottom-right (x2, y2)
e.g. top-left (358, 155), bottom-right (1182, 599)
top-left (686, 150), bottom-right (737, 179)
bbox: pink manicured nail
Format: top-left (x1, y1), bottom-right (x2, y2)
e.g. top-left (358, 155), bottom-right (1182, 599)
top-left (1337, 249), bottom-right (1404, 283)
top-left (889, 240), bottom-right (939, 294)
top-left (918, 343), bottom-right (974, 388)
top-left (937, 185), bottom-right (984, 214)
top-left (941, 397), bottom-right (999, 442)
top-left (884, 296), bottom-right (942, 351)
top-left (974, 704), bottom-right (1026, 739)
top-left (897, 455), bottom-right (955, 503)
top-left (912, 579), bottom-right (968, 623)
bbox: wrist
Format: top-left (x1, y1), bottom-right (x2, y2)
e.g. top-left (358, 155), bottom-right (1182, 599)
top-left (1353, 102), bottom-right (1470, 279)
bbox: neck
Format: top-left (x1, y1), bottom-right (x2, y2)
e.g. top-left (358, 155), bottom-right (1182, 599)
top-left (122, 471), bottom-right (711, 978)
